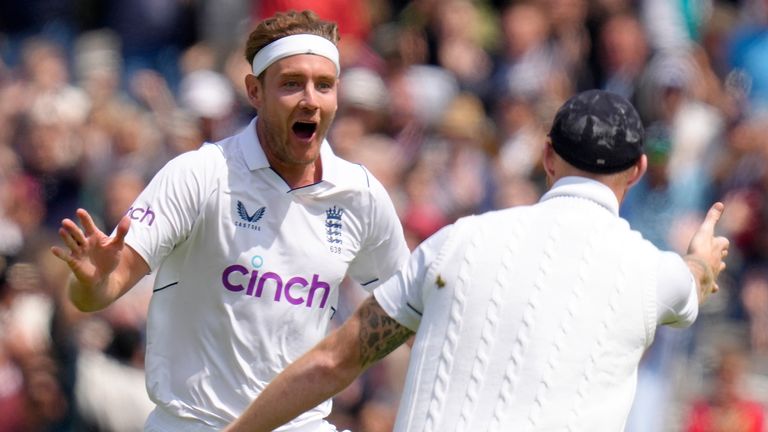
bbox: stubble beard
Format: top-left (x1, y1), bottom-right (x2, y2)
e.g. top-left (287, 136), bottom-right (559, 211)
top-left (261, 122), bottom-right (320, 167)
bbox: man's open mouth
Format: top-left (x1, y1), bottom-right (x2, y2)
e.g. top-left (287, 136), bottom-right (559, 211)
top-left (292, 121), bottom-right (317, 139)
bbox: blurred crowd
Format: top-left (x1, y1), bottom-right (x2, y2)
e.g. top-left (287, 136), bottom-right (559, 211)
top-left (0, 0), bottom-right (767, 431)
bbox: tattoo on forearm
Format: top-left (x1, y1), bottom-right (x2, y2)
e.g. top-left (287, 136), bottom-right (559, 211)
top-left (358, 297), bottom-right (414, 368)
top-left (684, 255), bottom-right (715, 294)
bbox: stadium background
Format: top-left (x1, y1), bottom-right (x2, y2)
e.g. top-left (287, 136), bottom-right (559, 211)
top-left (0, 0), bottom-right (766, 430)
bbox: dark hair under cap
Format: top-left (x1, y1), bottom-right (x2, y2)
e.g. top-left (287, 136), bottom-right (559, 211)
top-left (549, 89), bottom-right (644, 174)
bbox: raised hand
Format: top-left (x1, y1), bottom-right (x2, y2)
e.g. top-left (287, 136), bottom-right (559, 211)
top-left (51, 209), bottom-right (131, 305)
top-left (685, 202), bottom-right (730, 301)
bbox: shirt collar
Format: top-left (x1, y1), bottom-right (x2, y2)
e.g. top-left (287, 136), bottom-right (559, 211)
top-left (239, 117), bottom-right (344, 186)
top-left (240, 118), bottom-right (270, 171)
top-left (540, 176), bottom-right (620, 215)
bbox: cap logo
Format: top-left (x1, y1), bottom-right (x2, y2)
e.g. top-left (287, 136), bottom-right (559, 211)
top-left (549, 89), bottom-right (644, 174)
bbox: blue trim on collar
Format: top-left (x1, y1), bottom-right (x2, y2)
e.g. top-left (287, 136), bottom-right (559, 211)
top-left (357, 164), bottom-right (370, 188)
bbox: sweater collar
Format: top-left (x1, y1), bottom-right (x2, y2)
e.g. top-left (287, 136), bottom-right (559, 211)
top-left (540, 176), bottom-right (620, 216)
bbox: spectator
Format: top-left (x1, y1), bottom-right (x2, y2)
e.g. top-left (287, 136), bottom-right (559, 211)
top-left (685, 347), bottom-right (765, 432)
top-left (0, 2), bottom-right (764, 430)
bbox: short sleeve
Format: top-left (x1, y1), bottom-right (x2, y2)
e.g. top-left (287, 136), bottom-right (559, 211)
top-left (346, 172), bottom-right (409, 291)
top-left (123, 149), bottom-right (212, 271)
top-left (374, 225), bottom-right (453, 331)
top-left (656, 251), bottom-right (699, 327)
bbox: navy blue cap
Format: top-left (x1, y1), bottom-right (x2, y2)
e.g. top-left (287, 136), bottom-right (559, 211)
top-left (549, 90), bottom-right (644, 174)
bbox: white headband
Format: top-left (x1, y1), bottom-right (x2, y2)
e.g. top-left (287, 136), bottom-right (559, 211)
top-left (251, 34), bottom-right (340, 77)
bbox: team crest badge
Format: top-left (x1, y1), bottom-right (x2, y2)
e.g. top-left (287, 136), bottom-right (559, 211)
top-left (325, 206), bottom-right (344, 250)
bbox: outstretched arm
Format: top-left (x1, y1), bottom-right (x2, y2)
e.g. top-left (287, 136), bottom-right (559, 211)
top-left (51, 208), bottom-right (149, 311)
top-left (224, 296), bottom-right (415, 432)
top-left (684, 202), bottom-right (730, 303)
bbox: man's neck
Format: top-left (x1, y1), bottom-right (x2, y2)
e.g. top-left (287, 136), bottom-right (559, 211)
top-left (551, 172), bottom-right (628, 205)
top-left (270, 157), bottom-right (322, 189)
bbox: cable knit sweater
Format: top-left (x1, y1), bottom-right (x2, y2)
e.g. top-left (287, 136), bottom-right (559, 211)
top-left (375, 177), bottom-right (698, 432)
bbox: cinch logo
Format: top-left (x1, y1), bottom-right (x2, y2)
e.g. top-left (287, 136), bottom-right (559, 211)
top-left (126, 205), bottom-right (156, 226)
top-left (221, 264), bottom-right (331, 309)
top-left (235, 201), bottom-right (265, 231)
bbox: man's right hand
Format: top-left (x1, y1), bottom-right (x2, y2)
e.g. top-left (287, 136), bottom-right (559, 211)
top-left (685, 202), bottom-right (730, 302)
top-left (51, 208), bottom-right (131, 311)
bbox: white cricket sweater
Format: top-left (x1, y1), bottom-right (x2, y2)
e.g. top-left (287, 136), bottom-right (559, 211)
top-left (375, 177), bottom-right (698, 432)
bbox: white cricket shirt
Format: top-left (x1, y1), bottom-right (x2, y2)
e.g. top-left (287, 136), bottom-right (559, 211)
top-left (124, 118), bottom-right (409, 431)
top-left (374, 176), bottom-right (698, 432)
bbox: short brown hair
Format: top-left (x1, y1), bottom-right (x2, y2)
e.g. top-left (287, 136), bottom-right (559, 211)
top-left (244, 10), bottom-right (339, 68)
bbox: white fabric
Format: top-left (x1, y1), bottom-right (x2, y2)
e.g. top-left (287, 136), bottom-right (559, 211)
top-left (75, 350), bottom-right (155, 432)
top-left (144, 409), bottom-right (342, 432)
top-left (125, 117), bottom-right (408, 431)
top-left (251, 34), bottom-right (340, 77)
top-left (374, 176), bottom-right (698, 432)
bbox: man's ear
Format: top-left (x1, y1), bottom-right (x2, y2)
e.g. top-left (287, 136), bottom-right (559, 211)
top-left (542, 140), bottom-right (557, 179)
top-left (626, 154), bottom-right (647, 188)
top-left (244, 74), bottom-right (262, 109)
